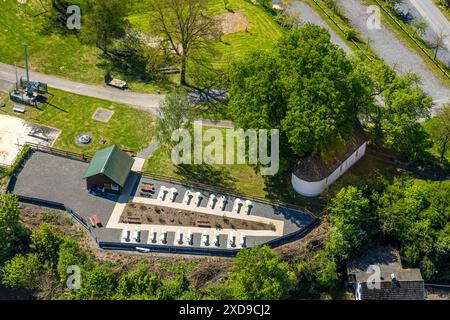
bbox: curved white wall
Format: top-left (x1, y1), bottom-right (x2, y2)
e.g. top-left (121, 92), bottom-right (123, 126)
top-left (292, 143), bottom-right (367, 197)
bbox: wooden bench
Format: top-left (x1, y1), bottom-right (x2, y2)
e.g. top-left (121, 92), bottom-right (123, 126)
top-left (91, 214), bottom-right (102, 227)
top-left (196, 220), bottom-right (211, 228)
top-left (13, 106), bottom-right (25, 113)
top-left (126, 216), bottom-right (142, 224)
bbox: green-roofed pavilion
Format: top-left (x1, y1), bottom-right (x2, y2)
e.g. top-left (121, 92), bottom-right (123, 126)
top-left (83, 145), bottom-right (135, 194)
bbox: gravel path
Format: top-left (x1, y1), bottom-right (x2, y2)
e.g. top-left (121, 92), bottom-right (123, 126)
top-left (287, 1), bottom-right (352, 55)
top-left (396, 0), bottom-right (450, 66)
top-left (0, 62), bottom-right (165, 113)
top-left (337, 0), bottom-right (450, 109)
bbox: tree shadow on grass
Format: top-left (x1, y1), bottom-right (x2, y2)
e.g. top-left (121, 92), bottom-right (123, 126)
top-left (174, 163), bottom-right (237, 190)
top-left (263, 172), bottom-right (327, 213)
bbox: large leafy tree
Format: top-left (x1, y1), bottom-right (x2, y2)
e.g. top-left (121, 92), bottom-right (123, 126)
top-left (228, 24), bottom-right (371, 161)
top-left (82, 0), bottom-right (130, 54)
top-left (377, 179), bottom-right (450, 279)
top-left (76, 266), bottom-right (116, 300)
top-left (155, 89), bottom-right (193, 149)
top-left (226, 246), bottom-right (296, 300)
top-left (0, 194), bottom-right (28, 267)
top-left (1, 254), bottom-right (41, 291)
top-left (326, 187), bottom-right (372, 262)
top-left (30, 224), bottom-right (64, 271)
top-left (149, 0), bottom-right (222, 85)
top-left (428, 104), bottom-right (450, 164)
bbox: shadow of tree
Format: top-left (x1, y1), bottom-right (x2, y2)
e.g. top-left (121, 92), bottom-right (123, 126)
top-left (174, 163), bottom-right (237, 190)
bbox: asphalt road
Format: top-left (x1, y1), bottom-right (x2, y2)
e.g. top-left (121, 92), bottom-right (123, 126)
top-left (0, 62), bottom-right (165, 113)
top-left (338, 0), bottom-right (450, 111)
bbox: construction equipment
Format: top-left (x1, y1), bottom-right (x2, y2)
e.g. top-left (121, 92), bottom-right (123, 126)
top-left (9, 45), bottom-right (48, 107)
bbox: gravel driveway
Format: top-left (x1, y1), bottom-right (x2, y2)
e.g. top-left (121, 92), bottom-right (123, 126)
top-left (287, 1), bottom-right (352, 55)
top-left (338, 0), bottom-right (450, 109)
top-left (396, 0), bottom-right (450, 66)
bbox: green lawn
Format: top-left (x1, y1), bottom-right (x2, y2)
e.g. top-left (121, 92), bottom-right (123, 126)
top-left (0, 90), bottom-right (155, 155)
top-left (0, 0), bottom-right (282, 91)
top-left (0, 0), bottom-right (171, 93)
top-left (143, 126), bottom-right (268, 198)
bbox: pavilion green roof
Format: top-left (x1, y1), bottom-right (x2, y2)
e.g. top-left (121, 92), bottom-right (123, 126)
top-left (83, 145), bottom-right (134, 187)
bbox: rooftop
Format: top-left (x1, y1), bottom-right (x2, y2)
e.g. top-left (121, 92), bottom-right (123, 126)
top-left (83, 145), bottom-right (135, 188)
top-left (293, 123), bottom-right (368, 182)
top-left (347, 245), bottom-right (425, 300)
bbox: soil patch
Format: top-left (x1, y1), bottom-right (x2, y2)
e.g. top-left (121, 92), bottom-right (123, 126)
top-left (120, 203), bottom-right (275, 231)
top-left (217, 11), bottom-right (250, 35)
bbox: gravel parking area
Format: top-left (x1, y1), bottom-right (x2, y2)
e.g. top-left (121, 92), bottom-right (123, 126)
top-left (287, 1), bottom-right (352, 55)
top-left (338, 0), bottom-right (450, 109)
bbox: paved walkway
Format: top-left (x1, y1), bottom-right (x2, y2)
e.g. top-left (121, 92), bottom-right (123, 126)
top-left (0, 62), bottom-right (165, 113)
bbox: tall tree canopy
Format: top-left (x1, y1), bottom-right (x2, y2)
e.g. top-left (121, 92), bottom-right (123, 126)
top-left (149, 0), bottom-right (221, 85)
top-left (82, 0), bottom-right (130, 54)
top-left (228, 24), bottom-right (372, 161)
top-left (226, 246), bottom-right (296, 300)
top-left (0, 194), bottom-right (28, 267)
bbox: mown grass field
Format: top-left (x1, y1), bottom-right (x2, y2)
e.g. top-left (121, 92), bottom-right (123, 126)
top-left (0, 90), bottom-right (155, 154)
top-left (0, 0), bottom-right (282, 92)
top-left (143, 126), bottom-right (268, 198)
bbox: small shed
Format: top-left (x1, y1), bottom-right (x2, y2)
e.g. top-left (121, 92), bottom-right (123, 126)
top-left (83, 145), bottom-right (135, 194)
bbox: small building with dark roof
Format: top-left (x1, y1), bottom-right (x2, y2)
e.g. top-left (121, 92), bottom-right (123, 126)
top-left (83, 145), bottom-right (135, 194)
top-left (347, 245), bottom-right (426, 300)
top-left (292, 124), bottom-right (368, 197)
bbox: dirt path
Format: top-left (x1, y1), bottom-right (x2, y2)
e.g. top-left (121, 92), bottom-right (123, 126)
top-left (0, 62), bottom-right (165, 113)
top-left (337, 0), bottom-right (450, 111)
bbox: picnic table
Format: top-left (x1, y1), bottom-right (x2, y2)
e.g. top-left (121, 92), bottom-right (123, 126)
top-left (13, 106), bottom-right (25, 113)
